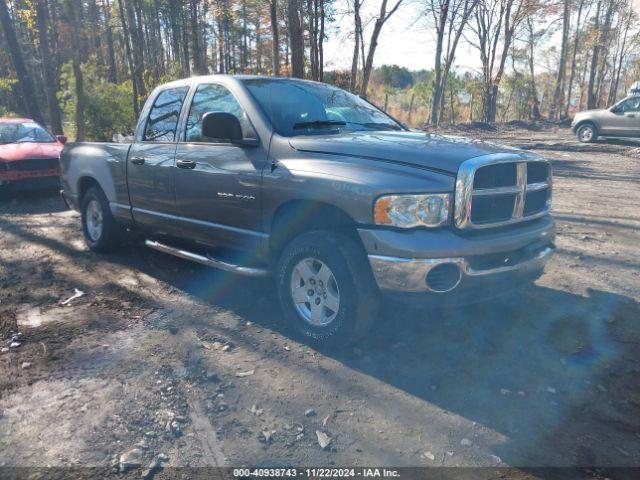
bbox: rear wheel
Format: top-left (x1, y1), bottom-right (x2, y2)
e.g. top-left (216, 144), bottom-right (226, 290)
top-left (276, 231), bottom-right (379, 348)
top-left (81, 186), bottom-right (122, 252)
top-left (576, 123), bottom-right (598, 143)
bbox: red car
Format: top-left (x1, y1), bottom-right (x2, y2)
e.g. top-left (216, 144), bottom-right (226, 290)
top-left (0, 118), bottom-right (66, 190)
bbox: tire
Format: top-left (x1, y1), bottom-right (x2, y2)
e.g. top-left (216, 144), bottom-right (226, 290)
top-left (276, 231), bottom-right (379, 348)
top-left (576, 123), bottom-right (598, 143)
top-left (80, 186), bottom-right (122, 252)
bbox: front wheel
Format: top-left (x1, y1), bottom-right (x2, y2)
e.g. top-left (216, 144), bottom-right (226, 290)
top-left (276, 231), bottom-right (379, 348)
top-left (576, 123), bottom-right (598, 143)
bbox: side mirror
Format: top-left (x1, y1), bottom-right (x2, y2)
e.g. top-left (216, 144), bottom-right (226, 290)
top-left (610, 106), bottom-right (621, 114)
top-left (201, 112), bottom-right (259, 147)
top-left (202, 112), bottom-right (243, 141)
top-left (56, 135), bottom-right (68, 144)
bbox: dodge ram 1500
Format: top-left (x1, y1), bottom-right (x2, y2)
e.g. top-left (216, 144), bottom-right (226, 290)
top-left (60, 75), bottom-right (555, 346)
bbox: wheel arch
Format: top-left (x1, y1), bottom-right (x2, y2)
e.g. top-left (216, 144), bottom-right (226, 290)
top-left (575, 119), bottom-right (599, 133)
top-left (77, 176), bottom-right (103, 202)
top-left (269, 199), bottom-right (362, 260)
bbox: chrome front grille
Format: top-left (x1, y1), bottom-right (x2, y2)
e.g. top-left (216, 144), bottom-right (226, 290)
top-left (454, 153), bottom-right (552, 229)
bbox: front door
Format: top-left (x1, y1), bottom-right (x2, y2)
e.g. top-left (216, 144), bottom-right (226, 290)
top-left (128, 86), bottom-right (190, 233)
top-left (173, 83), bottom-right (268, 252)
top-left (604, 96), bottom-right (640, 137)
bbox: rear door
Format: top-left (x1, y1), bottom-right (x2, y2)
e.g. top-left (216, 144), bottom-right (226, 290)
top-left (128, 86), bottom-right (190, 232)
top-left (173, 82), bottom-right (268, 251)
top-left (616, 97), bottom-right (640, 136)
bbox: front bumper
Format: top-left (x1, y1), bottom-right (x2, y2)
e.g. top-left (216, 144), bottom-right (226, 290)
top-left (0, 168), bottom-right (59, 182)
top-left (369, 243), bottom-right (554, 292)
top-left (359, 217), bottom-right (555, 293)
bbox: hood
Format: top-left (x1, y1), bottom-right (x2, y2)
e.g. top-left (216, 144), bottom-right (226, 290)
top-left (574, 109), bottom-right (607, 118)
top-left (289, 131), bottom-right (522, 174)
top-left (0, 142), bottom-right (63, 162)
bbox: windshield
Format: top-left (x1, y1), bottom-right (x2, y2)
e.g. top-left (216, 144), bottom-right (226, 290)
top-left (242, 79), bottom-right (404, 136)
top-left (0, 121), bottom-right (56, 144)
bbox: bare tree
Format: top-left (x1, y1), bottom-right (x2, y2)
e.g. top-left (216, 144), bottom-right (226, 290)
top-left (470, 0), bottom-right (533, 123)
top-left (607, 2), bottom-right (637, 104)
top-left (349, 0), bottom-right (363, 92)
top-left (587, 0), bottom-right (614, 109)
top-left (550, 0), bottom-right (570, 119)
top-left (424, 0), bottom-right (478, 125)
top-left (359, 0), bottom-right (404, 98)
top-left (564, 0), bottom-right (587, 117)
top-left (0, 0), bottom-right (45, 124)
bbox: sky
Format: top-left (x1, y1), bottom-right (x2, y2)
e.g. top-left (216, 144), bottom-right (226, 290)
top-left (323, 0), bottom-right (640, 73)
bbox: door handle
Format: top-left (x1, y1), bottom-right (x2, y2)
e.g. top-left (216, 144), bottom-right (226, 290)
top-left (176, 159), bottom-right (196, 169)
top-left (130, 156), bottom-right (145, 165)
top-left (626, 113), bottom-right (636, 118)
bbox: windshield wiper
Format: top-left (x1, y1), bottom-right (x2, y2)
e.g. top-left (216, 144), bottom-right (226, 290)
top-left (292, 120), bottom-right (346, 130)
top-left (348, 122), bottom-right (403, 131)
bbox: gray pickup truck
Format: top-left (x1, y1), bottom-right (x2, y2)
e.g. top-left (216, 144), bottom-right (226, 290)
top-left (60, 75), bottom-right (555, 346)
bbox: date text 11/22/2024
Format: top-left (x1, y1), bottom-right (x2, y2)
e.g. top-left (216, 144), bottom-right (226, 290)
top-left (232, 468), bottom-right (401, 478)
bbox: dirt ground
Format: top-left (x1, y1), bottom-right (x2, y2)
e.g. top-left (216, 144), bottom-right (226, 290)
top-left (1, 128), bottom-right (639, 479)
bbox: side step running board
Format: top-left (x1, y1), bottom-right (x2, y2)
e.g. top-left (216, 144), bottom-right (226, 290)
top-left (145, 240), bottom-right (269, 277)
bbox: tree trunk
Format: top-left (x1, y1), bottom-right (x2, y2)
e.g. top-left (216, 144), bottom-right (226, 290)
top-left (190, 0), bottom-right (205, 74)
top-left (124, 0), bottom-right (146, 98)
top-left (168, 1), bottom-right (182, 69)
top-left (526, 17), bottom-right (539, 120)
top-left (551, 0), bottom-right (570, 120)
top-left (64, 0), bottom-right (86, 140)
top-left (594, 0), bottom-right (615, 107)
top-left (269, 0), bottom-right (280, 75)
top-left (318, 0), bottom-right (324, 81)
top-left (564, 0), bottom-right (585, 117)
top-left (349, 0), bottom-right (361, 92)
top-left (429, 2), bottom-right (448, 126)
top-left (359, 0), bottom-right (403, 99)
top-left (103, 0), bottom-right (118, 83)
top-left (87, 0), bottom-right (102, 57)
top-left (587, 0), bottom-right (602, 109)
top-left (359, 20), bottom-right (380, 98)
top-left (0, 0), bottom-right (45, 124)
top-left (34, 0), bottom-right (63, 134)
top-left (181, 4), bottom-right (191, 76)
top-left (608, 12), bottom-right (630, 105)
top-left (287, 0), bottom-right (304, 78)
top-left (117, 0), bottom-right (139, 116)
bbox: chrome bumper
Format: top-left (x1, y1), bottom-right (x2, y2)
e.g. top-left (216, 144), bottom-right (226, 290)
top-left (368, 245), bottom-right (555, 293)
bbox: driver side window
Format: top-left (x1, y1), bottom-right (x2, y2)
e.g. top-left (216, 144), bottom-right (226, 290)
top-left (185, 84), bottom-right (251, 143)
top-left (618, 97), bottom-right (640, 113)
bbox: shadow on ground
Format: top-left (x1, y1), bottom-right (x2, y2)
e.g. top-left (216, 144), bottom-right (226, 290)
top-left (4, 191), bottom-right (640, 470)
top-left (103, 238), bottom-right (640, 467)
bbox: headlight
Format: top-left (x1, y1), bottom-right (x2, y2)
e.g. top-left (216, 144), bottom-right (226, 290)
top-left (374, 193), bottom-right (451, 228)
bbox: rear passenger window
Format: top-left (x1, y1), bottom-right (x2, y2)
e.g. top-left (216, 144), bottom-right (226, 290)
top-left (143, 87), bottom-right (189, 142)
